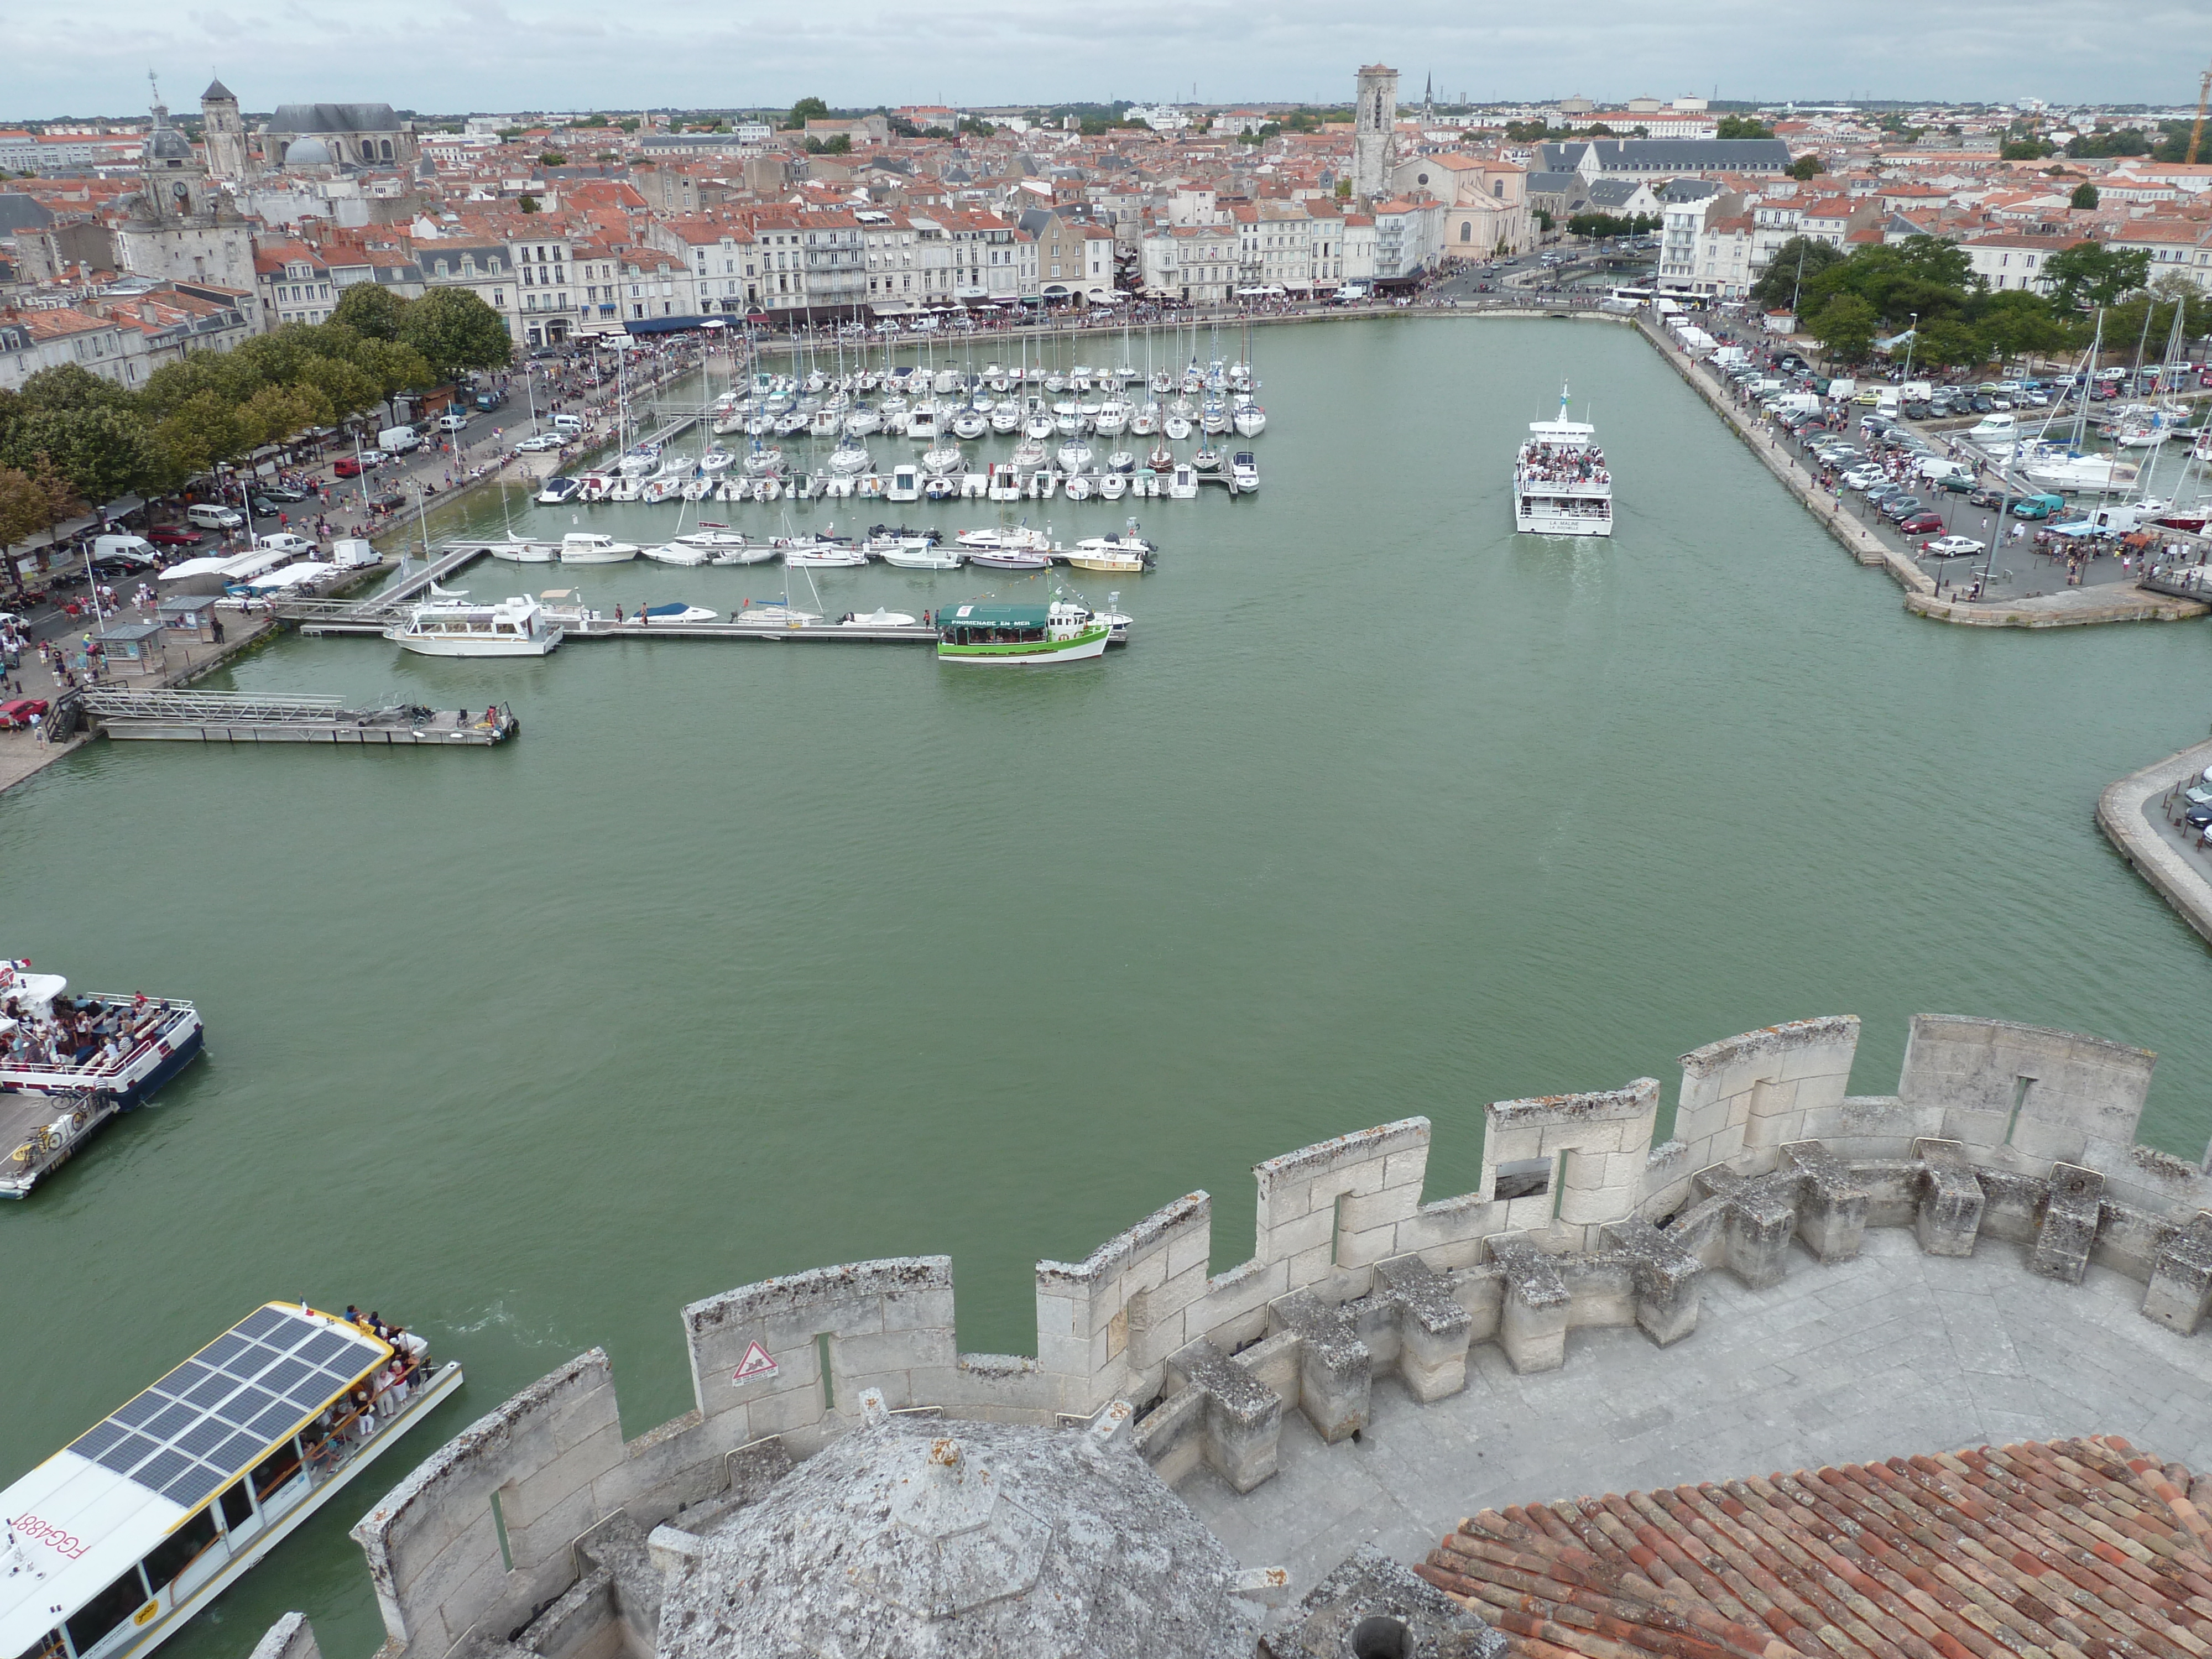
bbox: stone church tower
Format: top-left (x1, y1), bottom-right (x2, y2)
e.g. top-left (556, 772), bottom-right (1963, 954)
top-left (1353, 64), bottom-right (1399, 201)
top-left (114, 90), bottom-right (255, 299)
top-left (199, 76), bottom-right (254, 182)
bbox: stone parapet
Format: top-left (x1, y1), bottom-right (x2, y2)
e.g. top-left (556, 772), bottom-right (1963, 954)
top-left (330, 1008), bottom-right (2212, 1659)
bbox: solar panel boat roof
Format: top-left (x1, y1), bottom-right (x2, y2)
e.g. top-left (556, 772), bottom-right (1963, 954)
top-left (1, 1303), bottom-right (392, 1653)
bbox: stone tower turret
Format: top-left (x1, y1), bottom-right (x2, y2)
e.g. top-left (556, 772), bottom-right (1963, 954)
top-left (1353, 63), bottom-right (1399, 201)
top-left (200, 76), bottom-right (254, 182)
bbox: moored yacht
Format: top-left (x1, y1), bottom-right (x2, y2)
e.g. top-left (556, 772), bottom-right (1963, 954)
top-left (557, 533), bottom-right (640, 565)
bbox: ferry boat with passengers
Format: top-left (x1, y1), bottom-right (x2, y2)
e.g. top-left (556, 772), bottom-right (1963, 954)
top-left (2, 959), bottom-right (204, 1199)
top-left (936, 600), bottom-right (1110, 665)
top-left (1514, 381), bottom-right (1614, 538)
top-left (385, 594), bottom-right (563, 658)
top-left (0, 1301), bottom-right (463, 1659)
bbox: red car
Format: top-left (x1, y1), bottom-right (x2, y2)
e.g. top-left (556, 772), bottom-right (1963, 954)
top-left (1898, 511), bottom-right (1945, 536)
top-left (332, 457), bottom-right (367, 478)
top-left (144, 525), bottom-right (203, 547)
top-left (0, 698), bottom-right (50, 730)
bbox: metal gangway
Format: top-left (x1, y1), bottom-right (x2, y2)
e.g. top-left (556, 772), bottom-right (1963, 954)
top-left (82, 688), bottom-right (353, 723)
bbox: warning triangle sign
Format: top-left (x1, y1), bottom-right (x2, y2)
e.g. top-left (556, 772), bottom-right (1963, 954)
top-left (732, 1341), bottom-right (779, 1384)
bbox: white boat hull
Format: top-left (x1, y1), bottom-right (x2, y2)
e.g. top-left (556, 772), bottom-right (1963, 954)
top-left (1515, 508), bottom-right (1613, 537)
top-left (391, 630), bottom-right (562, 656)
top-left (559, 547), bottom-right (639, 564)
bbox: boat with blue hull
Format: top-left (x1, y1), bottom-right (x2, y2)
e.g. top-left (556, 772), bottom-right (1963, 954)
top-left (2, 959), bottom-right (205, 1198)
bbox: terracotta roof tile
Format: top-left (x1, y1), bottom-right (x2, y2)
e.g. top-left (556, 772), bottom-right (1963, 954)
top-left (1419, 1441), bottom-right (2212, 1659)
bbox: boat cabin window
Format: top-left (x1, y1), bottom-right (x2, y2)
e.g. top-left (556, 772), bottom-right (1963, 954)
top-left (252, 1438), bottom-right (302, 1502)
top-left (142, 1504), bottom-right (221, 1590)
top-left (220, 1476), bottom-right (255, 1532)
top-left (65, 1567), bottom-right (151, 1656)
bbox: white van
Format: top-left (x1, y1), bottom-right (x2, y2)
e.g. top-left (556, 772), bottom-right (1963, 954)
top-left (187, 503), bottom-right (242, 531)
top-left (379, 425), bottom-right (422, 455)
top-left (552, 413), bottom-right (585, 434)
top-left (91, 534), bottom-right (160, 568)
top-left (1873, 387), bottom-right (1900, 414)
top-left (331, 538), bottom-right (379, 569)
top-left (1900, 380), bottom-right (1934, 403)
top-left (1824, 378), bottom-right (1856, 402)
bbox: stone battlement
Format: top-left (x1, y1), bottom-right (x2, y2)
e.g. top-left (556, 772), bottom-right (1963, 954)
top-left (343, 1011), bottom-right (2212, 1659)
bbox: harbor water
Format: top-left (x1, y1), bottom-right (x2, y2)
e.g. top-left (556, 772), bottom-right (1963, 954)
top-left (6, 316), bottom-right (2211, 1659)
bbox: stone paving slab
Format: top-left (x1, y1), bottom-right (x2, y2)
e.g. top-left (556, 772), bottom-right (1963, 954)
top-left (1179, 1228), bottom-right (2212, 1593)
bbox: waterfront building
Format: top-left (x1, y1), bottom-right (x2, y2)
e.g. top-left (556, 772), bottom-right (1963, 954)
top-left (1140, 221), bottom-right (1241, 302)
top-left (1956, 230), bottom-right (2072, 293)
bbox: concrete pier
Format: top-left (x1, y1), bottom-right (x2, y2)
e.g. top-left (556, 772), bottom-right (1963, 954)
top-left (2097, 736), bottom-right (2212, 948)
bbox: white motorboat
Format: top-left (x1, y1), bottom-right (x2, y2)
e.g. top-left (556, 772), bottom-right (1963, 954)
top-left (780, 537), bottom-right (869, 567)
top-left (634, 602), bottom-right (719, 625)
top-left (535, 477), bottom-right (581, 505)
top-left (879, 541), bottom-right (965, 570)
top-left (387, 593), bottom-right (561, 656)
top-left (2023, 453), bottom-right (2141, 492)
top-left (1098, 473), bottom-right (1128, 500)
top-left (735, 602), bottom-right (825, 627)
top-left (1164, 416), bottom-right (1193, 441)
top-left (643, 541), bottom-right (716, 566)
top-left (1065, 474), bottom-right (1093, 501)
top-left (1094, 399), bottom-right (1130, 436)
top-left (1167, 463), bottom-right (1199, 500)
top-left (886, 463), bottom-right (922, 503)
top-left (1069, 527), bottom-right (1155, 572)
top-left (1232, 404), bottom-right (1267, 438)
top-left (1229, 451), bottom-right (1259, 493)
top-left (922, 441), bottom-right (967, 477)
top-left (1057, 440), bottom-right (1093, 471)
top-left (907, 402), bottom-right (941, 440)
top-left (558, 533), bottom-right (640, 564)
top-left (483, 537), bottom-right (559, 563)
top-left (842, 608), bottom-right (919, 627)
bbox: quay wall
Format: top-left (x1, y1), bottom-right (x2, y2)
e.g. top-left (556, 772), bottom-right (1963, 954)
top-left (343, 1006), bottom-right (2212, 1659)
top-left (2099, 737), bottom-right (2212, 951)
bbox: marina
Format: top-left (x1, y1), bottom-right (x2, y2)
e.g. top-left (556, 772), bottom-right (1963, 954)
top-left (77, 690), bottom-right (519, 746)
top-left (13, 316), bottom-right (2212, 1659)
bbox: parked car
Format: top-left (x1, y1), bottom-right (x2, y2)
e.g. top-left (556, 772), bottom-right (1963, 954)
top-left (517, 433), bottom-right (565, 452)
top-left (1898, 511), bottom-right (1945, 535)
top-left (369, 489), bottom-right (407, 513)
top-left (1881, 495), bottom-right (1926, 521)
top-left (1968, 395), bottom-right (1994, 413)
top-left (258, 483), bottom-right (307, 502)
top-left (1843, 468), bottom-right (1886, 489)
top-left (1863, 482), bottom-right (1905, 503)
top-left (0, 698), bottom-right (50, 730)
top-left (435, 412), bottom-right (470, 432)
top-left (1922, 535), bottom-right (1984, 558)
top-left (144, 525), bottom-right (204, 548)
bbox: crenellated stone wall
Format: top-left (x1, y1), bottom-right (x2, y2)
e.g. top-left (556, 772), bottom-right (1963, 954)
top-left (340, 1010), bottom-right (2212, 1659)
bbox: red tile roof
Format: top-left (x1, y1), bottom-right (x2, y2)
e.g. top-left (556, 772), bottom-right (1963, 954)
top-left (1415, 1437), bottom-right (2212, 1659)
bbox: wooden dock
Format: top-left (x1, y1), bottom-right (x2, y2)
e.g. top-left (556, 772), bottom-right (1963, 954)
top-left (84, 690), bottom-right (518, 746)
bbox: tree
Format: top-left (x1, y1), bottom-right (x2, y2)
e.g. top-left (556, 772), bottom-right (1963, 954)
top-left (2000, 138), bottom-right (2054, 160)
top-left (0, 465), bottom-right (60, 557)
top-left (785, 96), bottom-right (829, 131)
top-left (518, 195), bottom-right (540, 213)
top-left (1532, 206), bottom-right (1553, 232)
top-left (398, 287), bottom-right (514, 382)
top-left (2042, 241), bottom-right (2151, 310)
top-left (1808, 293), bottom-right (1878, 363)
top-left (18, 362), bottom-right (133, 413)
top-left (596, 151), bottom-right (620, 163)
top-left (2070, 182), bottom-right (2099, 210)
top-left (1787, 154), bottom-right (1824, 180)
top-left (3, 404), bottom-right (153, 504)
top-left (1749, 236), bottom-right (1845, 311)
top-left (540, 150), bottom-right (567, 166)
top-left (1716, 114), bottom-right (1775, 139)
top-left (331, 282), bottom-right (404, 341)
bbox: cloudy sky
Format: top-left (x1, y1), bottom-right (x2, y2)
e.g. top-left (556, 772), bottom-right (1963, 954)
top-left (7, 0), bottom-right (2195, 120)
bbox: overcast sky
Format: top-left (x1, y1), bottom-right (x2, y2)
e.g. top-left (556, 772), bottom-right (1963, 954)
top-left (7, 0), bottom-right (2195, 121)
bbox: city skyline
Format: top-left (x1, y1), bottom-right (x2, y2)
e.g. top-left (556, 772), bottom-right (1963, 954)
top-left (6, 0), bottom-right (2197, 122)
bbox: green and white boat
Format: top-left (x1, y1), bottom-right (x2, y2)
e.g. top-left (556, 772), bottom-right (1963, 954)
top-left (936, 601), bottom-right (1110, 666)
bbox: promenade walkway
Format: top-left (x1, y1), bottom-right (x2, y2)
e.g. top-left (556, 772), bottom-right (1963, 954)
top-left (2098, 735), bottom-right (2212, 948)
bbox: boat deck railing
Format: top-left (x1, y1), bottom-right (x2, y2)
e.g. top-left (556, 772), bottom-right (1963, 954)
top-left (1, 997), bottom-right (199, 1091)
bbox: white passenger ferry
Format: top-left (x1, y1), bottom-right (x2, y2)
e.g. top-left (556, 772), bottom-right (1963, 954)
top-left (385, 594), bottom-right (562, 658)
top-left (1, 1302), bottom-right (462, 1659)
top-left (3, 961), bottom-right (204, 1199)
top-left (1514, 382), bottom-right (1614, 538)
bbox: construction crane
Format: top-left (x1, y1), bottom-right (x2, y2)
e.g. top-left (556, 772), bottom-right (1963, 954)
top-left (2190, 65), bottom-right (2212, 165)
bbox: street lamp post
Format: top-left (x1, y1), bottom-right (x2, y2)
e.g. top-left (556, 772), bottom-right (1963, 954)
top-left (1901, 312), bottom-right (1918, 386)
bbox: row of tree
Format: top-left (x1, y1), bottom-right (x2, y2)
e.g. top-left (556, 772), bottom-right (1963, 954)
top-left (1749, 234), bottom-right (2171, 369)
top-left (0, 285), bottom-right (510, 549)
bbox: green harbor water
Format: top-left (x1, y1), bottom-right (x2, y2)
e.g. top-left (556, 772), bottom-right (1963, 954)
top-left (6, 316), bottom-right (2211, 1659)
